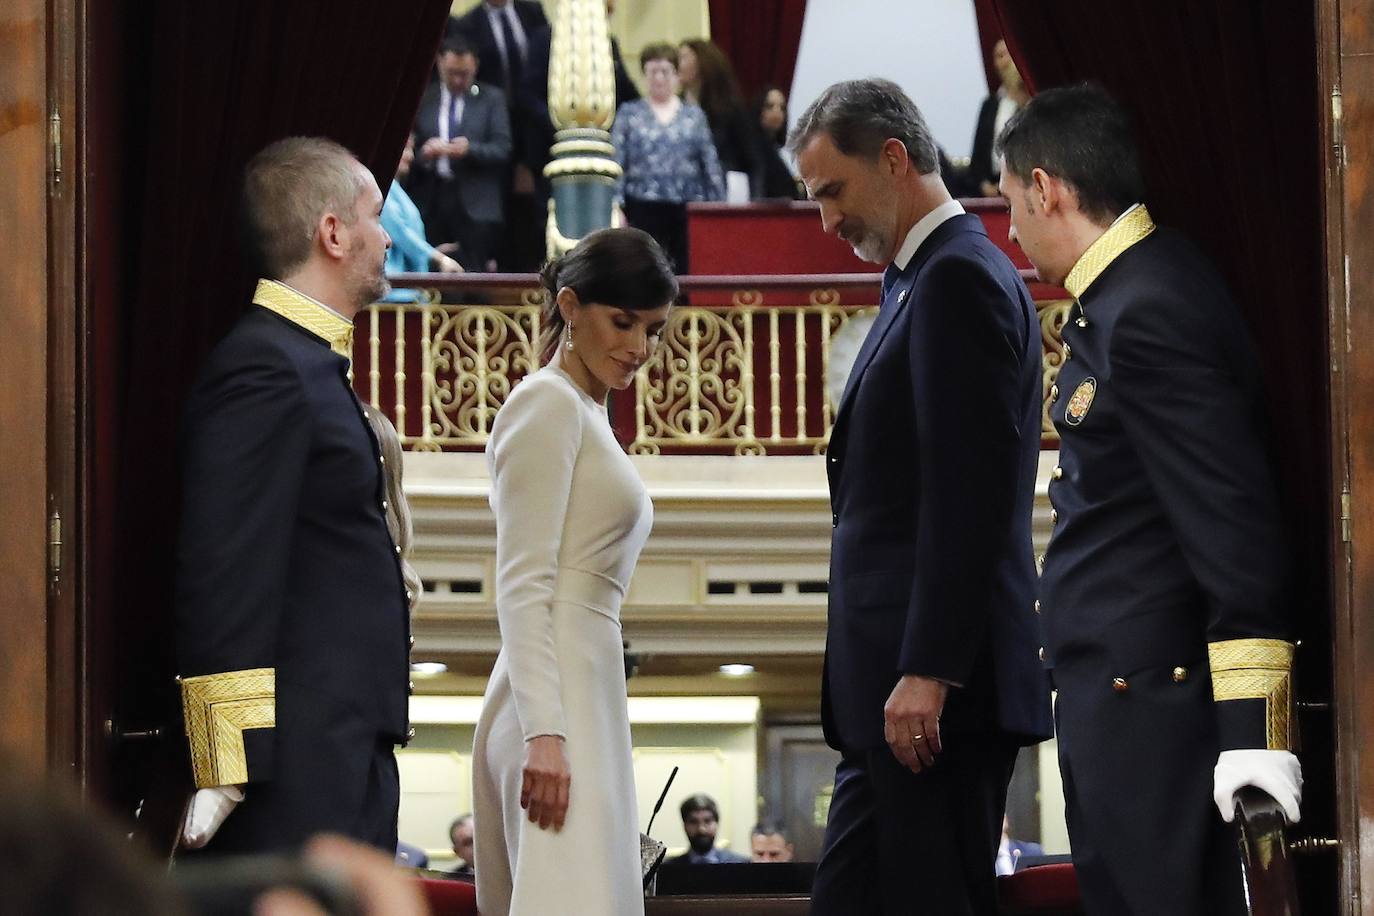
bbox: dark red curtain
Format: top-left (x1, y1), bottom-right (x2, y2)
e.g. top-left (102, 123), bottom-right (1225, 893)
top-left (990, 3), bottom-right (1334, 906)
top-left (971, 0), bottom-right (1005, 92)
top-left (89, 0), bottom-right (451, 816)
top-left (707, 0), bottom-right (808, 101)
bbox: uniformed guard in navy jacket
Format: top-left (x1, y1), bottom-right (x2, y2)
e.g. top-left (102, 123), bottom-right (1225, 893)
top-left (792, 79), bottom-right (1052, 915)
top-left (997, 84), bottom-right (1301, 916)
top-left (174, 137), bottom-right (412, 854)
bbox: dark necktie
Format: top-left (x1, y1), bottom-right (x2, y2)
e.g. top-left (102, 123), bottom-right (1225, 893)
top-left (449, 94), bottom-right (462, 136)
top-left (880, 263), bottom-right (902, 307)
top-left (498, 9), bottom-right (523, 91)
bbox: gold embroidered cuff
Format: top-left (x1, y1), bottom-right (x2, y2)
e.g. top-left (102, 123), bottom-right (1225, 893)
top-left (179, 667), bottom-right (276, 788)
top-left (1208, 638), bottom-right (1294, 751)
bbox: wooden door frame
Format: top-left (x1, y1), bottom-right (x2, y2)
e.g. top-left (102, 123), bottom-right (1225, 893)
top-left (0, 0), bottom-right (84, 778)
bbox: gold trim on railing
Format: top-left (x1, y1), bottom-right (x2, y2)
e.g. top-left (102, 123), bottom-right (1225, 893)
top-left (358, 286), bottom-right (1070, 452)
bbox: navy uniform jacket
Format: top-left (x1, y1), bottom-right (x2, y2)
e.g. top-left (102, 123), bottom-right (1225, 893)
top-left (822, 212), bottom-right (1053, 751)
top-left (174, 281), bottom-right (411, 851)
top-left (1040, 207), bottom-right (1292, 751)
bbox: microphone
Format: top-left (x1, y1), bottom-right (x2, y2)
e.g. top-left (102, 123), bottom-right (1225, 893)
top-left (646, 765), bottom-right (679, 838)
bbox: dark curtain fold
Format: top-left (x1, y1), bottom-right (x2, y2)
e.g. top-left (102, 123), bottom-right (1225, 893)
top-left (990, 2), bottom-right (1334, 901)
top-left (971, 0), bottom-right (1005, 93)
top-left (94, 0), bottom-right (451, 811)
top-left (707, 0), bottom-right (809, 100)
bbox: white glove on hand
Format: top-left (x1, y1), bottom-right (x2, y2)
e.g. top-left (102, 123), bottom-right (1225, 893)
top-left (181, 785), bottom-right (245, 849)
top-left (1213, 749), bottom-right (1302, 824)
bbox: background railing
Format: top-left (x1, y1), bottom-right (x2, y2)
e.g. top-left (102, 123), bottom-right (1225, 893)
top-left (356, 274), bottom-right (1072, 454)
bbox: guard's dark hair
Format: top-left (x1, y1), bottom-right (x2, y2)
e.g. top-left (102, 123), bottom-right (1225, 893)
top-left (995, 82), bottom-right (1146, 225)
top-left (440, 35), bottom-right (478, 59)
top-left (240, 136), bottom-right (366, 279)
top-left (538, 227), bottom-right (678, 359)
top-left (640, 42), bottom-right (678, 72)
top-left (679, 792), bottom-right (720, 822)
top-left (786, 78), bottom-right (939, 175)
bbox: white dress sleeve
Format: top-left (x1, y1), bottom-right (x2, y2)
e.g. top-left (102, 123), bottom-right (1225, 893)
top-left (487, 376), bottom-right (583, 741)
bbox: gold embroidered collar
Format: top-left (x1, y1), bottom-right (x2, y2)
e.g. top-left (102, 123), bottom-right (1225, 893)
top-left (1063, 204), bottom-right (1156, 299)
top-left (251, 279), bottom-right (354, 358)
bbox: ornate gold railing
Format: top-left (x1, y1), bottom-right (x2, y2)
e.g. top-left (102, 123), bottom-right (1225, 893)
top-left (356, 274), bottom-right (1071, 454)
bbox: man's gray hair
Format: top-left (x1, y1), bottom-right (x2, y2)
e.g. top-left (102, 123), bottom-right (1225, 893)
top-left (240, 136), bottom-right (367, 279)
top-left (787, 78), bottom-right (940, 175)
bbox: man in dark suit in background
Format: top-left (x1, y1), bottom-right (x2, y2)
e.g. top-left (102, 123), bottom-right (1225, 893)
top-left (175, 137), bottom-right (411, 853)
top-left (997, 83), bottom-right (1301, 916)
top-left (411, 37), bottom-right (512, 271)
top-left (447, 0), bottom-right (550, 270)
top-left (789, 79), bottom-right (1052, 914)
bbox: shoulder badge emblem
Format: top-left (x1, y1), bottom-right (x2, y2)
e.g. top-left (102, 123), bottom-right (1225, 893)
top-left (1064, 377), bottom-right (1097, 426)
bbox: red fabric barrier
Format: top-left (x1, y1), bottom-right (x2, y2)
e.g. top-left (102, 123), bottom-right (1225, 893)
top-left (418, 877), bottom-right (479, 916)
top-left (996, 864), bottom-right (1084, 915)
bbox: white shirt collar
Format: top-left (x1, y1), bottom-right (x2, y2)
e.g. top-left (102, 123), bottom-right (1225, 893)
top-left (892, 199), bottom-right (965, 271)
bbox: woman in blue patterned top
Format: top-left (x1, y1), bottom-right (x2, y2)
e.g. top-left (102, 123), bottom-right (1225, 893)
top-left (611, 42), bottom-right (724, 272)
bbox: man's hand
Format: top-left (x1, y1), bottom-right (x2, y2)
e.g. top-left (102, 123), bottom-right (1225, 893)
top-left (181, 784), bottom-right (244, 849)
top-left (513, 163), bottom-right (536, 195)
top-left (884, 675), bottom-right (948, 774)
top-left (521, 734), bottom-right (571, 831)
top-left (447, 137), bottom-right (471, 159)
top-left (433, 254), bottom-right (464, 273)
top-left (420, 137), bottom-right (446, 161)
top-left (1214, 749), bottom-right (1302, 824)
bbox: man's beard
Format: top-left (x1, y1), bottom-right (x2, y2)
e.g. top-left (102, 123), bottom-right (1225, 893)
top-left (841, 222), bottom-right (890, 264)
top-left (688, 833), bottom-right (715, 855)
top-left (350, 258), bottom-right (390, 311)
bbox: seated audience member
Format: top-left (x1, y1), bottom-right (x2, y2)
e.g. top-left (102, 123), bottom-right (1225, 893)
top-left (964, 38), bottom-right (1029, 197)
top-left (411, 37), bottom-right (513, 272)
top-left (384, 134), bottom-right (463, 304)
top-left (678, 38), bottom-right (759, 188)
top-left (666, 793), bottom-right (748, 864)
top-left (611, 42), bottom-right (724, 271)
top-left (448, 814), bottom-right (475, 878)
top-left (750, 821), bottom-right (795, 863)
top-left (749, 85), bottom-right (803, 200)
top-left (996, 816), bottom-right (1045, 876)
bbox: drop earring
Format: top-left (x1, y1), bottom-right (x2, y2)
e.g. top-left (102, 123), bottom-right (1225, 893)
top-left (565, 320), bottom-right (575, 351)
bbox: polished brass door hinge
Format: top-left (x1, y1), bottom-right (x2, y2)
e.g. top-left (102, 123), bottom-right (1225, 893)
top-left (1341, 487), bottom-right (1352, 544)
top-left (1332, 87), bottom-right (1344, 164)
top-left (49, 107), bottom-right (62, 190)
top-left (48, 508), bottom-right (62, 586)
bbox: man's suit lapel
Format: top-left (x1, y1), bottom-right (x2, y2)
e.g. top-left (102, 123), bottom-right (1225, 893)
top-left (833, 214), bottom-right (979, 429)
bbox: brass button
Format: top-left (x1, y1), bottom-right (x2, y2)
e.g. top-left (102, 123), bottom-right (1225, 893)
top-left (1050, 508), bottom-right (1058, 524)
top-left (1035, 554), bottom-right (1045, 575)
top-left (832, 514), bottom-right (839, 528)
top-left (1063, 343), bottom-right (1072, 360)
top-left (379, 455), bottom-right (386, 466)
top-left (829, 456), bottom-right (838, 464)
top-left (408, 681), bottom-right (415, 694)
top-left (1050, 384), bottom-right (1059, 401)
top-left (1112, 677), bottom-right (1129, 692)
top-left (405, 589), bottom-right (414, 602)
top-left (406, 726), bottom-right (416, 741)
top-left (382, 499), bottom-right (389, 512)
top-left (363, 410), bottom-right (370, 419)
top-left (409, 635), bottom-right (416, 650)
top-left (1172, 666), bottom-right (1188, 683)
top-left (1038, 647), bottom-right (1046, 662)
top-left (395, 545), bottom-right (402, 555)
top-left (1052, 466), bottom-right (1063, 481)
top-left (1033, 599), bottom-right (1041, 614)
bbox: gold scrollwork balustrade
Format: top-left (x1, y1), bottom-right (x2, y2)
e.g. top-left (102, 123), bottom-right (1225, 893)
top-left (356, 283), bottom-right (1071, 453)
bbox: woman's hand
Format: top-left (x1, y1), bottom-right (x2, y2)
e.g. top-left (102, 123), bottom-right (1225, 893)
top-left (520, 735), bottom-right (571, 831)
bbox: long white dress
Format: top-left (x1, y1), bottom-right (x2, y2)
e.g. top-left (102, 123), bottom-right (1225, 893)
top-left (472, 366), bottom-right (651, 916)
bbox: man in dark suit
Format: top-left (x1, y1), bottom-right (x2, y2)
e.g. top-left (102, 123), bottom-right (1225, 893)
top-left (665, 794), bottom-right (749, 865)
top-left (996, 84), bottom-right (1301, 916)
top-left (174, 137), bottom-right (411, 854)
top-left (789, 79), bottom-right (1052, 914)
top-left (411, 37), bottom-right (512, 271)
top-left (447, 0), bottom-right (549, 270)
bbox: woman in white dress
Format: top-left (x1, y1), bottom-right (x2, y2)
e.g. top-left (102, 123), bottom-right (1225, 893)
top-left (472, 228), bottom-right (677, 916)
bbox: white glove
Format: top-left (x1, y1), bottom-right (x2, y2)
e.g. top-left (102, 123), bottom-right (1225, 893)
top-left (181, 785), bottom-right (245, 849)
top-left (1213, 749), bottom-right (1302, 824)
